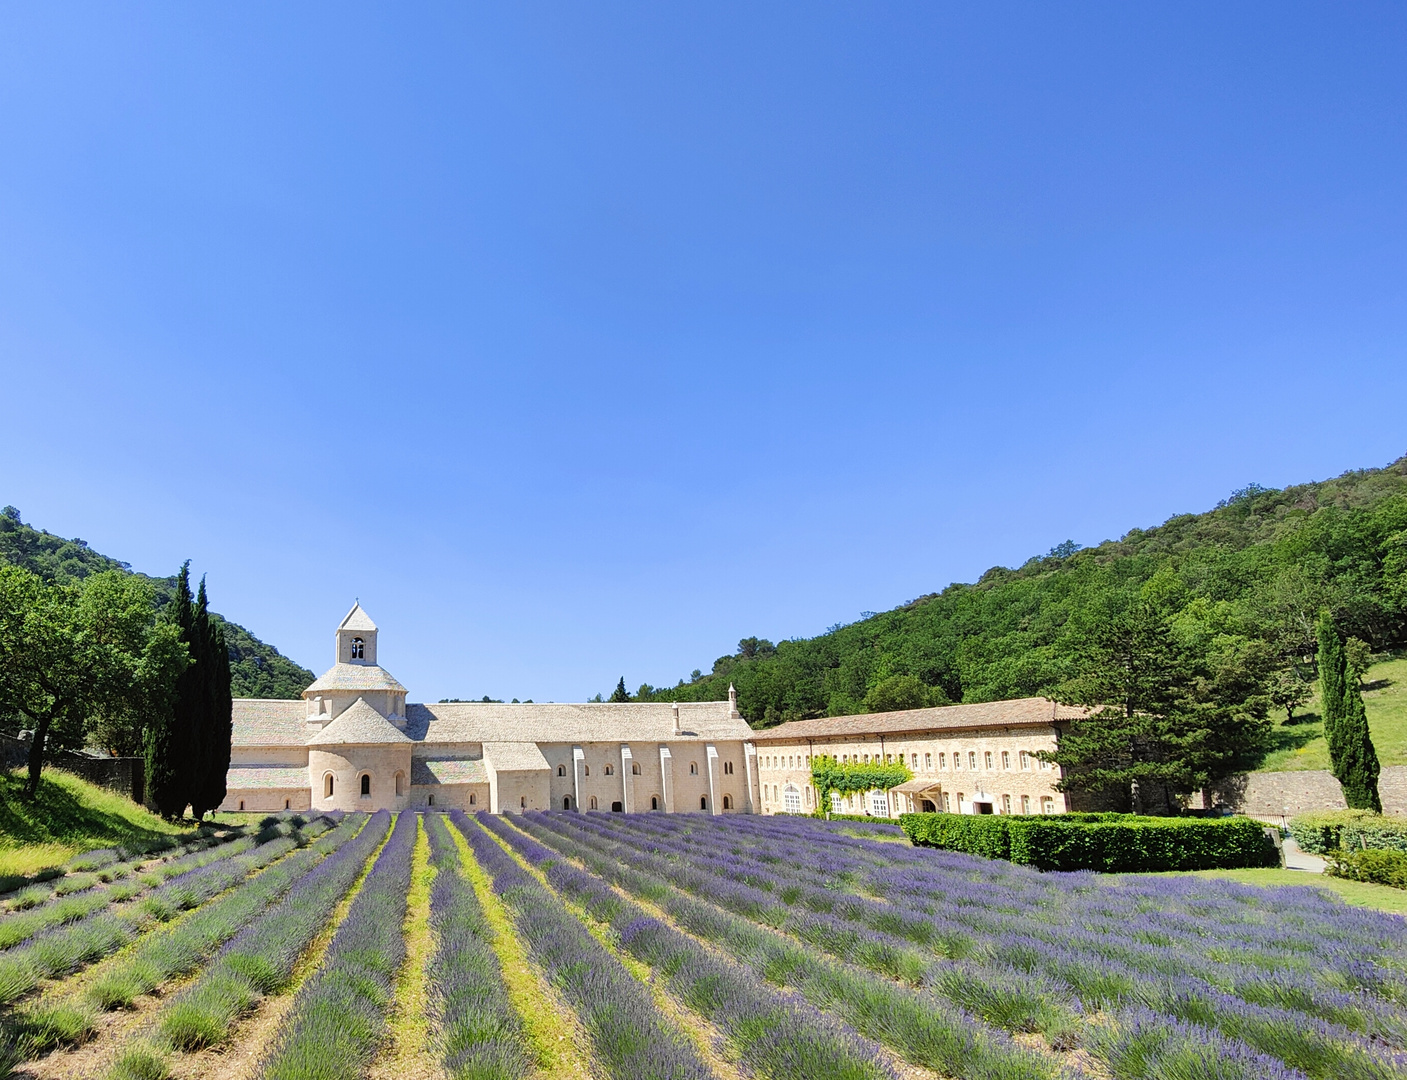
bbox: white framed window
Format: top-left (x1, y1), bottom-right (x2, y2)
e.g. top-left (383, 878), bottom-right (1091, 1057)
top-left (925, 753), bottom-right (933, 770)
top-left (1022, 795), bottom-right (1030, 813)
top-left (984, 752), bottom-right (993, 770)
top-left (869, 790), bottom-right (889, 817)
top-left (1020, 751), bottom-right (1030, 770)
top-left (1001, 752), bottom-right (1010, 770)
top-left (1002, 794), bottom-right (1011, 813)
top-left (1041, 796), bottom-right (1055, 813)
top-left (969, 752), bottom-right (978, 770)
top-left (783, 785), bottom-right (802, 814)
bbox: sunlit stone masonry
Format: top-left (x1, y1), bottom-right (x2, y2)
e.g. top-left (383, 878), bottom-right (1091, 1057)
top-left (222, 603), bottom-right (760, 815)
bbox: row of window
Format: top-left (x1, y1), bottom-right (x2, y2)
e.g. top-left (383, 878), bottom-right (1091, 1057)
top-left (557, 761), bottom-right (735, 778)
top-left (761, 749), bottom-right (1051, 772)
top-left (559, 794), bottom-right (735, 811)
top-left (322, 771), bottom-right (405, 798)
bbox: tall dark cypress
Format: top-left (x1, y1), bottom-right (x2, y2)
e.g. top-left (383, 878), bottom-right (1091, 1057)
top-left (1337, 679), bottom-right (1383, 811)
top-left (194, 598), bottom-right (232, 818)
top-left (147, 563), bottom-right (196, 818)
top-left (1317, 611), bottom-right (1382, 812)
top-left (187, 579), bottom-right (214, 819)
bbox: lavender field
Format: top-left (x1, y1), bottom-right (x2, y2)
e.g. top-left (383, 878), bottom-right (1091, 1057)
top-left (2, 810), bottom-right (1405, 1080)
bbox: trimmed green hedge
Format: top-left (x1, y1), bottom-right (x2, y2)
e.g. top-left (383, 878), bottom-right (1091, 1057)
top-left (1288, 810), bottom-right (1407, 856)
top-left (898, 812), bottom-right (1278, 872)
top-left (1325, 848), bottom-right (1407, 890)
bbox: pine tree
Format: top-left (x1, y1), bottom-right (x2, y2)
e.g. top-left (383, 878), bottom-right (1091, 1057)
top-left (1317, 611), bottom-right (1381, 811)
top-left (146, 563), bottom-right (195, 818)
top-left (609, 677), bottom-right (630, 703)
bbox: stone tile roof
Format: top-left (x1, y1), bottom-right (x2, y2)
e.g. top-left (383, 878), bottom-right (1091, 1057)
top-left (411, 758), bottom-right (489, 785)
top-left (226, 765), bottom-right (309, 790)
top-left (307, 698), bottom-right (414, 746)
top-left (232, 700), bottom-right (308, 747)
top-left (404, 701), bottom-right (749, 744)
top-left (483, 741), bottom-right (551, 772)
top-left (750, 697), bottom-right (1089, 742)
top-left (304, 663), bottom-right (406, 695)
top-left (338, 603), bottom-right (377, 631)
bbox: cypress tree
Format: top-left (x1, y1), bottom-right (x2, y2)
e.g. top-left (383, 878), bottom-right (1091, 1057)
top-left (609, 677), bottom-right (630, 703)
top-left (147, 563), bottom-right (195, 818)
top-left (1317, 610), bottom-right (1348, 757)
top-left (1317, 611), bottom-right (1382, 811)
top-left (194, 605), bottom-right (232, 818)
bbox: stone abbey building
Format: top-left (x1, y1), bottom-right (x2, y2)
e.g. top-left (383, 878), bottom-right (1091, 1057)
top-left (223, 605), bottom-right (1076, 817)
top-left (223, 605), bottom-right (760, 815)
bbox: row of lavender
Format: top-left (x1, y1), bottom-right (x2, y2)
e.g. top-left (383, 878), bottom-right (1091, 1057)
top-left (0, 813), bottom-right (358, 1072)
top-left (517, 811), bottom-right (1405, 1080)
top-left (456, 809), bottom-right (722, 1080)
top-left (103, 811), bottom-right (387, 1080)
top-left (617, 812), bottom-right (1407, 1038)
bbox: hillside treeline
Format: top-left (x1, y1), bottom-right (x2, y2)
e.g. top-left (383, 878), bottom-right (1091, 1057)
top-left (0, 507), bottom-right (313, 698)
top-left (643, 457), bottom-right (1407, 729)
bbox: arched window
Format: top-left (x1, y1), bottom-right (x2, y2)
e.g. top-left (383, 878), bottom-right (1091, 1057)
top-left (360, 774), bottom-right (371, 797)
top-left (428, 794), bottom-right (435, 806)
top-left (558, 764), bottom-right (566, 776)
top-left (563, 796), bottom-right (572, 810)
top-left (284, 798), bottom-right (290, 810)
top-left (351, 637), bottom-right (364, 659)
top-left (723, 761), bottom-right (734, 775)
top-left (722, 794), bottom-right (733, 810)
top-left (521, 795), bottom-right (527, 809)
top-left (469, 793), bottom-right (476, 805)
top-left (783, 785), bottom-right (802, 814)
top-left (589, 796), bottom-right (598, 810)
top-left (689, 762), bottom-right (698, 775)
top-left (324, 773), bottom-right (334, 798)
top-left (699, 795), bottom-right (708, 810)
top-left (604, 764), bottom-right (614, 776)
top-left (238, 800), bottom-right (245, 811)
top-left (584, 765), bottom-right (590, 776)
top-left (394, 772), bottom-right (405, 796)
top-left (651, 796), bottom-right (659, 810)
top-left (632, 762), bottom-right (641, 775)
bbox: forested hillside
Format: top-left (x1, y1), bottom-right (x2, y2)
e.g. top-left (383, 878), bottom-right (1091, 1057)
top-left (0, 507), bottom-right (313, 698)
top-left (643, 456), bottom-right (1407, 729)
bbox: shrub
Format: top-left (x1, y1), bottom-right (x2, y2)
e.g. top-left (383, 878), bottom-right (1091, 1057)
top-left (1289, 810), bottom-right (1407, 855)
top-left (898, 813), bottom-right (1278, 872)
top-left (1324, 848), bottom-right (1407, 890)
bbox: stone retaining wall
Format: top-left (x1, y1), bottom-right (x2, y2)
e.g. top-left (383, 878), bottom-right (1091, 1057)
top-left (0, 733), bottom-right (145, 804)
top-left (1214, 766), bottom-right (1407, 818)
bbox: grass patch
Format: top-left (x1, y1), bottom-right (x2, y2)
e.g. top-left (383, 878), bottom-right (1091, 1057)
top-left (0, 769), bottom-right (185, 876)
top-left (1257, 653), bottom-right (1407, 771)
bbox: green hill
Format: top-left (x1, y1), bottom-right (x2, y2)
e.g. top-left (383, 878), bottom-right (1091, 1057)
top-left (644, 455), bottom-right (1407, 748)
top-left (0, 507), bottom-right (313, 699)
top-left (0, 768), bottom-right (190, 877)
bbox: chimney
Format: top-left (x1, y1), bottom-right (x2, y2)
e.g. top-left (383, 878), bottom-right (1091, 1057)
top-left (672, 702), bottom-right (681, 735)
top-left (728, 683), bottom-right (740, 719)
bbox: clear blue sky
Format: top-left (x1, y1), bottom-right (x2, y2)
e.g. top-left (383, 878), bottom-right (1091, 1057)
top-left (2, 4), bottom-right (1405, 702)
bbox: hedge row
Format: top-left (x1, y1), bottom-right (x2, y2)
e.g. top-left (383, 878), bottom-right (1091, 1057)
top-left (898, 813), bottom-right (1278, 872)
top-left (1324, 848), bottom-right (1407, 890)
top-left (1288, 810), bottom-right (1407, 855)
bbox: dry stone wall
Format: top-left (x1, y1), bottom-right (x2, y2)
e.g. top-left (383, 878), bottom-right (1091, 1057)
top-left (1215, 766), bottom-right (1407, 819)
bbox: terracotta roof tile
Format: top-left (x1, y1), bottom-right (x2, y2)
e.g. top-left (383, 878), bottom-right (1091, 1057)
top-left (750, 697), bottom-right (1088, 742)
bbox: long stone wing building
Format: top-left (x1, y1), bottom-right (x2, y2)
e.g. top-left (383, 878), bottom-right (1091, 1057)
top-left (222, 604), bottom-right (760, 814)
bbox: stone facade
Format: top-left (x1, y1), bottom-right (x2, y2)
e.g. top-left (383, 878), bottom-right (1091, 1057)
top-left (751, 698), bottom-right (1085, 818)
top-left (223, 604), bottom-right (760, 815)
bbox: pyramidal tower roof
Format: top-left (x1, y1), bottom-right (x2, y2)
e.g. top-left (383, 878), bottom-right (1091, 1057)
top-left (338, 603), bottom-right (377, 632)
top-left (307, 697), bottom-right (412, 746)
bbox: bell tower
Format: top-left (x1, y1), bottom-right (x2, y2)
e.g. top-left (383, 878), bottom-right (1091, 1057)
top-left (336, 602), bottom-right (378, 665)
